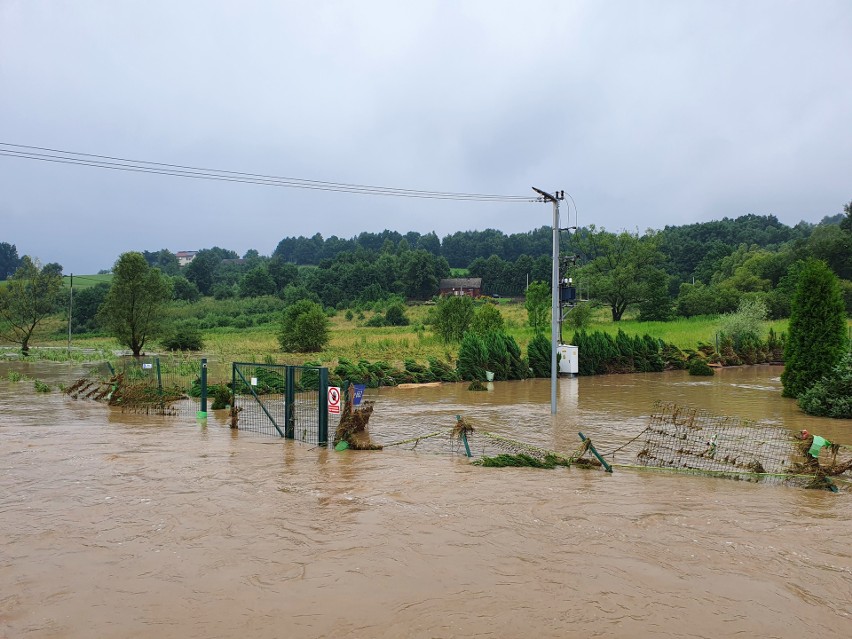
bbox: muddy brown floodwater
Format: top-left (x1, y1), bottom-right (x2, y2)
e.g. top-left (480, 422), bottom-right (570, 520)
top-left (1, 362), bottom-right (851, 638)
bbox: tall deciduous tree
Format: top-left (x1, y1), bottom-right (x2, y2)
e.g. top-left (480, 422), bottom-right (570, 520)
top-left (524, 280), bottom-right (550, 334)
top-left (0, 242), bottom-right (20, 280)
top-left (432, 295), bottom-right (474, 343)
top-left (573, 227), bottom-right (667, 321)
top-left (99, 252), bottom-right (173, 356)
top-left (183, 250), bottom-right (219, 296)
top-left (0, 256), bottom-right (63, 354)
top-left (401, 249), bottom-right (440, 300)
top-left (781, 259), bottom-right (847, 398)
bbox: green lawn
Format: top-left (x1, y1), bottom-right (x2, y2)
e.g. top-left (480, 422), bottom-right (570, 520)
top-left (63, 273), bottom-right (112, 289)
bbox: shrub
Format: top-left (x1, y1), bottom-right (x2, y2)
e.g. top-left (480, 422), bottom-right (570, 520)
top-left (661, 343), bottom-right (689, 370)
top-left (457, 332), bottom-right (488, 381)
top-left (471, 303), bottom-right (504, 336)
top-left (504, 334), bottom-right (528, 380)
top-left (718, 298), bottom-right (767, 353)
top-left (528, 332), bottom-right (551, 378)
top-left (718, 335), bottom-right (742, 366)
top-left (345, 310), bottom-right (354, 321)
top-left (278, 300), bottom-right (330, 353)
top-left (428, 357), bottom-right (460, 382)
top-left (688, 359), bottom-right (715, 376)
top-left (213, 284), bottom-right (237, 300)
top-left (483, 331), bottom-right (511, 381)
top-left (433, 295), bottom-right (474, 343)
top-left (797, 353), bottom-right (852, 418)
top-left (162, 324), bottom-right (204, 351)
top-left (211, 384), bottom-right (232, 410)
top-left (766, 328), bottom-right (785, 363)
top-left (384, 303), bottom-right (409, 327)
top-left (365, 313), bottom-right (386, 327)
top-left (564, 303), bottom-right (593, 331)
top-left (172, 277), bottom-right (201, 302)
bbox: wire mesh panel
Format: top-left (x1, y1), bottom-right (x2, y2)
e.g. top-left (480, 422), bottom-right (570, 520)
top-left (109, 356), bottom-right (201, 416)
top-left (634, 401), bottom-right (848, 488)
top-left (231, 363), bottom-right (328, 444)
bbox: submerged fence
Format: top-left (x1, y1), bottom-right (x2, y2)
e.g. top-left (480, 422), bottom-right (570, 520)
top-left (633, 401), bottom-right (851, 490)
top-left (65, 356), bottom-right (208, 416)
top-left (231, 362), bottom-right (329, 445)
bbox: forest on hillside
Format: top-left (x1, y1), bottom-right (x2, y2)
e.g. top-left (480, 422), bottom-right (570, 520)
top-left (1, 205), bottom-right (850, 332)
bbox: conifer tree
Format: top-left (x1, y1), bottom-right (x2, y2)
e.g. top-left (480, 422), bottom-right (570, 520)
top-left (781, 259), bottom-right (847, 398)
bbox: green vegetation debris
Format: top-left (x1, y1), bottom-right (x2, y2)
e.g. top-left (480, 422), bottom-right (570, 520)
top-left (473, 453), bottom-right (571, 469)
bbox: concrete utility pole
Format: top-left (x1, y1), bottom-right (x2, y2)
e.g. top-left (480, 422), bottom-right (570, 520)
top-left (67, 273), bottom-right (73, 352)
top-left (532, 187), bottom-right (565, 415)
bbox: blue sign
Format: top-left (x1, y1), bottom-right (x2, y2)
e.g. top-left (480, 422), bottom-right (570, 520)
top-left (353, 384), bottom-right (366, 406)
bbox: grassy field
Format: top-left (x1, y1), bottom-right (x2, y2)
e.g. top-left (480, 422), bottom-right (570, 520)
top-left (19, 298), bottom-right (806, 368)
top-left (63, 273), bottom-right (113, 289)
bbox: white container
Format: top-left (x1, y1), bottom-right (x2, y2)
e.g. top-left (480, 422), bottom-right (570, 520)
top-left (557, 344), bottom-right (579, 375)
top-left (485, 371), bottom-right (495, 382)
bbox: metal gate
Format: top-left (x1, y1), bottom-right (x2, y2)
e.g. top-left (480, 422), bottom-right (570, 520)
top-left (231, 362), bottom-right (329, 444)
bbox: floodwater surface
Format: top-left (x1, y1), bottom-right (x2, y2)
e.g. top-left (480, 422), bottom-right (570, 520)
top-left (1, 363), bottom-right (850, 638)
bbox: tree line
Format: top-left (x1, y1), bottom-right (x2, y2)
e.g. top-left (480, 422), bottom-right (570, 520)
top-left (2, 201), bottom-right (849, 352)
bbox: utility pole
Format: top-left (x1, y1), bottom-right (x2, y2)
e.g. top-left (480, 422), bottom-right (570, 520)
top-left (67, 273), bottom-right (73, 352)
top-left (532, 187), bottom-right (565, 415)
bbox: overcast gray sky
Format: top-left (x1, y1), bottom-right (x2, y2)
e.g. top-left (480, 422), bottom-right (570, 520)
top-left (1, 0), bottom-right (850, 273)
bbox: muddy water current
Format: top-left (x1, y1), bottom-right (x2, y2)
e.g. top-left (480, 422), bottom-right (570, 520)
top-left (1, 362), bottom-right (850, 638)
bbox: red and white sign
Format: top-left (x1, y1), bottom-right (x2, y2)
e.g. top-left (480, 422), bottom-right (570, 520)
top-left (327, 386), bottom-right (341, 415)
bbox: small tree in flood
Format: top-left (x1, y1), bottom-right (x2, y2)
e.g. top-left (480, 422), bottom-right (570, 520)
top-left (99, 252), bottom-right (173, 357)
top-left (0, 256), bottom-right (63, 355)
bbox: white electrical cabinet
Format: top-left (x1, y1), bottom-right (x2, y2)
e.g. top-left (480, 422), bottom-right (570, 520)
top-left (557, 344), bottom-right (579, 375)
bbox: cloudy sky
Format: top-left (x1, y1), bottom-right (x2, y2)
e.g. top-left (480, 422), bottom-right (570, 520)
top-left (1, 0), bottom-right (850, 273)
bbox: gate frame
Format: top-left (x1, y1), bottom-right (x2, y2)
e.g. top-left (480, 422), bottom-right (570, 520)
top-left (231, 362), bottom-right (329, 445)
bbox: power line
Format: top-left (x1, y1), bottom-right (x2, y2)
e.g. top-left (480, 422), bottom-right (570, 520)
top-left (0, 142), bottom-right (536, 203)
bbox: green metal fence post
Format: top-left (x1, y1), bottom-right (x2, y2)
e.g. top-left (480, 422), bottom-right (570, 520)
top-left (155, 357), bottom-right (163, 410)
top-left (318, 367), bottom-right (329, 446)
top-left (285, 366), bottom-right (295, 439)
top-left (579, 432), bottom-right (613, 473)
top-left (231, 363), bottom-right (236, 428)
top-left (197, 358), bottom-right (208, 421)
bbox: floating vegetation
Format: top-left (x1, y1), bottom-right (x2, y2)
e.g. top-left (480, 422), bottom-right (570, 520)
top-left (6, 371), bottom-right (26, 382)
top-left (33, 379), bottom-right (51, 393)
top-left (452, 416), bottom-right (475, 439)
top-left (467, 380), bottom-right (487, 391)
top-left (473, 453), bottom-right (571, 469)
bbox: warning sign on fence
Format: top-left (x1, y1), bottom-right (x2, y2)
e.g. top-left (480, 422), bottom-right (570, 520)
top-left (327, 386), bottom-right (341, 414)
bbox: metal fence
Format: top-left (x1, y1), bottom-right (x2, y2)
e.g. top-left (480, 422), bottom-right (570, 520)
top-left (110, 355), bottom-right (203, 416)
top-left (231, 362), bottom-right (329, 444)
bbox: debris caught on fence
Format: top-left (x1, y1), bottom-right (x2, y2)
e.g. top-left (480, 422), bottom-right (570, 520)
top-left (633, 401), bottom-right (851, 491)
top-left (334, 383), bottom-right (382, 450)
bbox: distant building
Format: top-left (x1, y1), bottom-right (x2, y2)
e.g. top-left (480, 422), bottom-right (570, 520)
top-left (176, 251), bottom-right (198, 267)
top-left (438, 277), bottom-right (482, 298)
